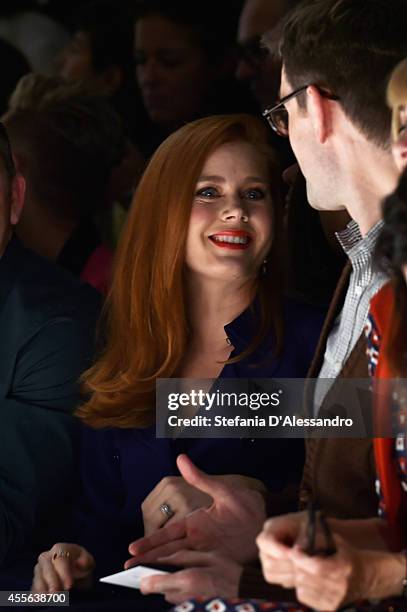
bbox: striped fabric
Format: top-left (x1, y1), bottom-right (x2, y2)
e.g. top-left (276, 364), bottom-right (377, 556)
top-left (314, 220), bottom-right (387, 414)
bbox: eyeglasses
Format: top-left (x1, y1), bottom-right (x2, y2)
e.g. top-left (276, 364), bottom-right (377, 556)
top-left (262, 85), bottom-right (340, 137)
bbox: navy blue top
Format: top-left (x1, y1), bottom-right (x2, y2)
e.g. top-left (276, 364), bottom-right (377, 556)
top-left (71, 299), bottom-right (325, 576)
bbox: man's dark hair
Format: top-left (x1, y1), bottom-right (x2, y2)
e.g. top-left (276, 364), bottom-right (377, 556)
top-left (275, 0), bottom-right (407, 148)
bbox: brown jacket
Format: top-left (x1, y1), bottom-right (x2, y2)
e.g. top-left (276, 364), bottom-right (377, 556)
top-left (299, 262), bottom-right (377, 518)
top-left (240, 262), bottom-right (378, 597)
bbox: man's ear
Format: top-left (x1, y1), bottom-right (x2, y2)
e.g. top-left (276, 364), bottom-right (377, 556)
top-left (306, 85), bottom-right (333, 144)
top-left (10, 173), bottom-right (26, 226)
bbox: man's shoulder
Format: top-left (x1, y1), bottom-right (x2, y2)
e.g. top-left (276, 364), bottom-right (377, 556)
top-left (3, 238), bottom-right (101, 329)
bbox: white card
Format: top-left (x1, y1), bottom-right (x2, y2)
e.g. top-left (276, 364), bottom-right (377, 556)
top-left (100, 565), bottom-right (169, 590)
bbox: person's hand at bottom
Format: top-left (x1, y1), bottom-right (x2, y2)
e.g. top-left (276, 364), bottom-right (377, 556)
top-left (288, 535), bottom-right (356, 611)
top-left (139, 550), bottom-right (242, 604)
top-left (256, 512), bottom-right (306, 589)
top-left (32, 543), bottom-right (95, 593)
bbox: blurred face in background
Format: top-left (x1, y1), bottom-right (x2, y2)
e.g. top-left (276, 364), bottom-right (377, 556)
top-left (236, 0), bottom-right (286, 109)
top-left (58, 31), bottom-right (121, 95)
top-left (134, 14), bottom-right (215, 128)
top-left (58, 31), bottom-right (95, 82)
top-left (392, 105), bottom-right (407, 173)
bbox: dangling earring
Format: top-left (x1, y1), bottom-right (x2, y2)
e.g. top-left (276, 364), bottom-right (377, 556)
top-left (262, 258), bottom-right (268, 276)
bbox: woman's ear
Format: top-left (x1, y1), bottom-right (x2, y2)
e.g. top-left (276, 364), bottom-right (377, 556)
top-left (306, 85), bottom-right (333, 144)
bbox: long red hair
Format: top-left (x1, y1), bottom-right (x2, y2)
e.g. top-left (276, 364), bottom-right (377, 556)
top-left (78, 114), bottom-right (284, 428)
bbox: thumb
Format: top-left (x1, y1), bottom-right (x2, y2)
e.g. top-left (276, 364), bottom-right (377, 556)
top-left (176, 454), bottom-right (228, 500)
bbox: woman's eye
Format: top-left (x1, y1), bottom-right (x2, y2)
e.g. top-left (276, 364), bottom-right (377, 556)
top-left (196, 187), bottom-right (219, 198)
top-left (399, 124), bottom-right (407, 135)
top-left (245, 188), bottom-right (265, 200)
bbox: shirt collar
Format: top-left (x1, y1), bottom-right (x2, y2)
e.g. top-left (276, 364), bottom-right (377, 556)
top-left (336, 219), bottom-right (383, 263)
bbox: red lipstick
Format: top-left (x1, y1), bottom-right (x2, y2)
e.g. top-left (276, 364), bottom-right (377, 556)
top-left (209, 230), bottom-right (252, 250)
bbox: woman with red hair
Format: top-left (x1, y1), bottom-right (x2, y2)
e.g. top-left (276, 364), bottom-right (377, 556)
top-left (32, 114), bottom-right (324, 593)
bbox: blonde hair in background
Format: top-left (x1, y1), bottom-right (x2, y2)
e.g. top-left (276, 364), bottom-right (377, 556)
top-left (387, 58), bottom-right (407, 141)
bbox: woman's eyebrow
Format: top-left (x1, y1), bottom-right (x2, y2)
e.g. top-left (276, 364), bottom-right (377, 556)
top-left (197, 175), bottom-right (225, 182)
top-left (197, 176), bottom-right (268, 183)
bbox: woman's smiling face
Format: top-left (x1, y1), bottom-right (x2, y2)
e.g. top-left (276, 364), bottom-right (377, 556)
top-left (185, 139), bottom-right (274, 283)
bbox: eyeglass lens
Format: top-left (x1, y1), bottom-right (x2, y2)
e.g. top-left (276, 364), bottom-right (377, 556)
top-left (268, 107), bottom-right (289, 136)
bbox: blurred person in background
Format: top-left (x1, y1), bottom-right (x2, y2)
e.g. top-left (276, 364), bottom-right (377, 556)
top-left (4, 73), bottom-right (127, 295)
top-left (0, 39), bottom-right (30, 115)
top-left (133, 0), bottom-right (258, 155)
top-left (0, 121), bottom-right (99, 585)
top-left (58, 0), bottom-right (145, 149)
top-left (0, 1), bottom-right (69, 75)
top-left (57, 0), bottom-right (147, 245)
top-left (236, 0), bottom-right (298, 112)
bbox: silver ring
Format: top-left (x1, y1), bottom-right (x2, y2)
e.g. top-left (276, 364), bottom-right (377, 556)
top-left (52, 549), bottom-right (70, 562)
top-left (159, 502), bottom-right (175, 521)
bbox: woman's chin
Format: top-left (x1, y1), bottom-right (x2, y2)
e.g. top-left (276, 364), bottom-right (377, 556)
top-left (194, 264), bottom-right (258, 284)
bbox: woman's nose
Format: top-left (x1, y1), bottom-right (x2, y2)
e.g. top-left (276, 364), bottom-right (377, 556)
top-left (220, 196), bottom-right (249, 222)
